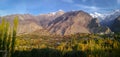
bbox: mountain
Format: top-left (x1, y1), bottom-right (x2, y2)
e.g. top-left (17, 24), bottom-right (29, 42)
top-left (101, 10), bottom-right (120, 27)
top-left (111, 15), bottom-right (120, 32)
top-left (90, 12), bottom-right (105, 21)
top-left (0, 10), bottom-right (64, 35)
top-left (36, 10), bottom-right (64, 28)
top-left (47, 10), bottom-right (110, 35)
top-left (1, 14), bottom-right (42, 35)
top-left (88, 18), bottom-right (111, 34)
top-left (0, 10), bottom-right (113, 35)
top-left (90, 10), bottom-right (120, 25)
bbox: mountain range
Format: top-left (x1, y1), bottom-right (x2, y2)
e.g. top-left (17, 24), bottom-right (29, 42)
top-left (91, 9), bottom-right (120, 33)
top-left (0, 10), bottom-right (120, 35)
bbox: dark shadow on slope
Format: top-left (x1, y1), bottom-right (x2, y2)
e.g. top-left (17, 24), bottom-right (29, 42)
top-left (13, 48), bottom-right (86, 57)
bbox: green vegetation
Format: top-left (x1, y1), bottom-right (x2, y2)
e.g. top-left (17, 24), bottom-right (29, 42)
top-left (0, 17), bottom-right (18, 57)
top-left (0, 17), bottom-right (120, 57)
top-left (14, 33), bottom-right (120, 57)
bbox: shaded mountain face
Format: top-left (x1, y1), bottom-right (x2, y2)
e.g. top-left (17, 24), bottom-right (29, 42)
top-left (97, 10), bottom-right (120, 27)
top-left (111, 16), bottom-right (120, 32)
top-left (90, 10), bottom-right (120, 33)
top-left (88, 18), bottom-right (111, 34)
top-left (47, 11), bottom-right (110, 35)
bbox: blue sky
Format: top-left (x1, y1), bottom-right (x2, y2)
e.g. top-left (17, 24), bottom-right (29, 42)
top-left (0, 0), bottom-right (120, 16)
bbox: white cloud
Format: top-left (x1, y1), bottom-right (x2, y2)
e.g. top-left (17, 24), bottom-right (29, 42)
top-left (61, 0), bottom-right (74, 3)
top-left (117, 0), bottom-right (120, 4)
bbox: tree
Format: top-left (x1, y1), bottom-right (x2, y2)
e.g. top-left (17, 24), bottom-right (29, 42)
top-left (0, 16), bottom-right (18, 57)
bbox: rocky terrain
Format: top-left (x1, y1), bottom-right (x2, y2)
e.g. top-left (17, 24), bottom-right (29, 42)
top-left (47, 10), bottom-right (110, 35)
top-left (91, 10), bottom-right (120, 33)
top-left (0, 10), bottom-right (64, 35)
top-left (37, 10), bottom-right (64, 28)
top-left (111, 16), bottom-right (120, 32)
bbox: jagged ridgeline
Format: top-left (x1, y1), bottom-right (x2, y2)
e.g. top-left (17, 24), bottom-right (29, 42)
top-left (0, 16), bottom-right (18, 57)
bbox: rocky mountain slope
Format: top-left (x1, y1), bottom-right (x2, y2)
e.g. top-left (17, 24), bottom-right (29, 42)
top-left (0, 10), bottom-right (64, 35)
top-left (90, 10), bottom-right (120, 33)
top-left (1, 10), bottom-right (118, 35)
top-left (90, 10), bottom-right (120, 26)
top-left (47, 10), bottom-right (110, 35)
top-left (111, 16), bottom-right (120, 32)
top-left (0, 14), bottom-right (42, 34)
top-left (36, 10), bottom-right (64, 28)
top-left (101, 10), bottom-right (120, 27)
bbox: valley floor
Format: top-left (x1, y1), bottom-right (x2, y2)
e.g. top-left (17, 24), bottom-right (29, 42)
top-left (13, 33), bottom-right (120, 57)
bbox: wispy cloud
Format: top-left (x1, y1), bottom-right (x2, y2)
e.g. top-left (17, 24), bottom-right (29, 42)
top-left (75, 4), bottom-right (105, 12)
top-left (61, 0), bottom-right (74, 3)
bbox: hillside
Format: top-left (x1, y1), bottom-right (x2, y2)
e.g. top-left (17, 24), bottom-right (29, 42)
top-left (47, 10), bottom-right (110, 35)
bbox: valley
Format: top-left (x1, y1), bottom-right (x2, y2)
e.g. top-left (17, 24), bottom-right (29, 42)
top-left (0, 10), bottom-right (120, 57)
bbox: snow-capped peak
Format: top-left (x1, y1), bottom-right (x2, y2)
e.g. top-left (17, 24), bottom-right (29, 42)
top-left (90, 12), bottom-right (105, 21)
top-left (90, 12), bottom-right (103, 18)
top-left (58, 9), bottom-right (64, 12)
top-left (90, 9), bottom-right (120, 22)
top-left (51, 12), bottom-right (56, 15)
top-left (104, 9), bottom-right (120, 21)
top-left (49, 9), bottom-right (64, 15)
top-left (100, 9), bottom-right (120, 26)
